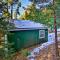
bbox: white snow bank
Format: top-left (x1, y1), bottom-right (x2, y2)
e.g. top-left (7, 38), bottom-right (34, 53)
top-left (27, 54), bottom-right (35, 60)
top-left (48, 33), bottom-right (55, 42)
top-left (57, 28), bottom-right (60, 32)
top-left (31, 48), bottom-right (40, 55)
top-left (27, 41), bottom-right (55, 60)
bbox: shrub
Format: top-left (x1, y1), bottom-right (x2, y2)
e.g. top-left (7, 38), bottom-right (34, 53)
top-left (20, 49), bottom-right (31, 57)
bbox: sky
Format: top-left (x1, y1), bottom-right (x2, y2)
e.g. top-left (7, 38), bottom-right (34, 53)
top-left (11, 0), bottom-right (31, 18)
top-left (9, 0), bottom-right (52, 19)
top-left (19, 0), bottom-right (31, 14)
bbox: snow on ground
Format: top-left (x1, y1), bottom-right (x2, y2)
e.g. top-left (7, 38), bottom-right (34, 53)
top-left (48, 33), bottom-right (55, 42)
top-left (48, 28), bottom-right (60, 42)
top-left (27, 41), bottom-right (55, 60)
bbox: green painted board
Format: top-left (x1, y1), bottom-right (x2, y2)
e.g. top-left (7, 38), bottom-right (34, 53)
top-left (8, 29), bottom-right (48, 51)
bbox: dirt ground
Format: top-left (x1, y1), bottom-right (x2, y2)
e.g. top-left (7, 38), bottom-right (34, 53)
top-left (35, 43), bottom-right (60, 60)
top-left (0, 41), bottom-right (60, 60)
top-left (12, 41), bottom-right (60, 60)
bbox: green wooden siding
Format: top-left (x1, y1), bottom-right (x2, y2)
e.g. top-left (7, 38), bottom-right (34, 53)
top-left (8, 29), bottom-right (48, 51)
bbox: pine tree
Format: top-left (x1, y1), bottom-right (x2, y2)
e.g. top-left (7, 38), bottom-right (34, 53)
top-left (0, 1), bottom-right (15, 60)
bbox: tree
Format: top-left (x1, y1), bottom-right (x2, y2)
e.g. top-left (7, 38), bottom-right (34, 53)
top-left (0, 17), bottom-right (15, 60)
top-left (20, 3), bottom-right (53, 28)
top-left (0, 1), bottom-right (21, 60)
top-left (7, 0), bottom-right (21, 19)
top-left (0, 1), bottom-right (15, 60)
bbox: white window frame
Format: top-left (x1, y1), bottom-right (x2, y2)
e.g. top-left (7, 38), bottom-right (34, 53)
top-left (39, 30), bottom-right (45, 39)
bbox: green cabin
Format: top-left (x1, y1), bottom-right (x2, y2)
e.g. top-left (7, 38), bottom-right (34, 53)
top-left (8, 20), bottom-right (48, 51)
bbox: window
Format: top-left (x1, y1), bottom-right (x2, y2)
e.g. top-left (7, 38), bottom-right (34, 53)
top-left (39, 30), bottom-right (45, 39)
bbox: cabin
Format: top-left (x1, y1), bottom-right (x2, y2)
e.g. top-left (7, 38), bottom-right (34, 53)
top-left (8, 20), bottom-right (48, 51)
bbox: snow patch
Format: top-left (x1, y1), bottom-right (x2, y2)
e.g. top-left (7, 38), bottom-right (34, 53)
top-left (27, 41), bottom-right (55, 60)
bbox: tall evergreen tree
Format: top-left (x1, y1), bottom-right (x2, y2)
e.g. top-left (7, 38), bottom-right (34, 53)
top-left (0, 1), bottom-right (15, 60)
